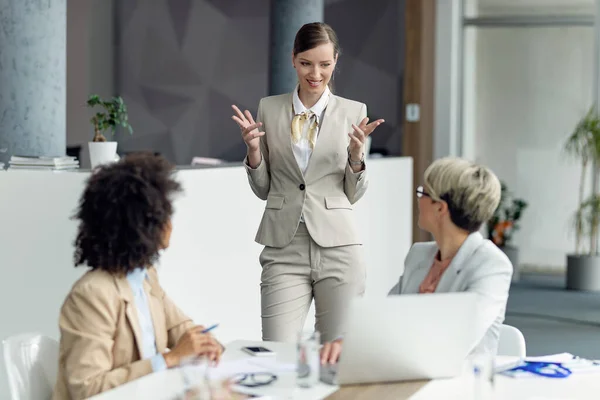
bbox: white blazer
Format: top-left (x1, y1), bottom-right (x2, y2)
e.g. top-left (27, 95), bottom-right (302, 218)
top-left (388, 232), bottom-right (513, 356)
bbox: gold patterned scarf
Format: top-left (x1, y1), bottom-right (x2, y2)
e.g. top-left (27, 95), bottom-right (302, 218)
top-left (291, 111), bottom-right (319, 149)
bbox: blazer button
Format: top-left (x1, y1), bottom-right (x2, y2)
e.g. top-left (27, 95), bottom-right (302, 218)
top-left (299, 184), bottom-right (305, 191)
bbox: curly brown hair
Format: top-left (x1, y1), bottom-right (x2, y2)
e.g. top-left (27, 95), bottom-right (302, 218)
top-left (73, 152), bottom-right (182, 275)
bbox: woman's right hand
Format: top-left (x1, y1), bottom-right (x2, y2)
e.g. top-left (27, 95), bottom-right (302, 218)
top-left (231, 105), bottom-right (264, 152)
top-left (163, 325), bottom-right (222, 367)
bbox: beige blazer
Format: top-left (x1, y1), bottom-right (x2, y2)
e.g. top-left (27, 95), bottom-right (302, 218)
top-left (388, 232), bottom-right (513, 356)
top-left (245, 92), bottom-right (369, 248)
top-left (52, 267), bottom-right (193, 400)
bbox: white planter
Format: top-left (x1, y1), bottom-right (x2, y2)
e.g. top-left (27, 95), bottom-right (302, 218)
top-left (88, 142), bottom-right (118, 168)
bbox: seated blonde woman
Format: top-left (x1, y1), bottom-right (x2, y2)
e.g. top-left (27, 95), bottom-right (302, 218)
top-left (53, 153), bottom-right (223, 400)
top-left (321, 157), bottom-right (513, 364)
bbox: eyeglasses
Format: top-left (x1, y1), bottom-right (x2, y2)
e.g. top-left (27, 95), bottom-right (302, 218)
top-left (416, 185), bottom-right (431, 199)
top-left (232, 372), bottom-right (278, 388)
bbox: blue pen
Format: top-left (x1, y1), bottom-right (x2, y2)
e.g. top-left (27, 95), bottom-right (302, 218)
top-left (201, 323), bottom-right (219, 334)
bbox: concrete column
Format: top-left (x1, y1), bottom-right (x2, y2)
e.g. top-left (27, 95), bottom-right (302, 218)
top-left (0, 0), bottom-right (66, 166)
top-left (269, 0), bottom-right (324, 95)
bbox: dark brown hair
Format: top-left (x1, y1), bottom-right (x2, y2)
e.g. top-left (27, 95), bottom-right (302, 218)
top-left (293, 22), bottom-right (341, 58)
top-left (293, 22), bottom-right (341, 89)
top-left (73, 152), bottom-right (182, 275)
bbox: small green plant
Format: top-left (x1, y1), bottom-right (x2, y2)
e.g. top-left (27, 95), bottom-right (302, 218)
top-left (87, 94), bottom-right (133, 142)
top-left (565, 106), bottom-right (600, 255)
top-left (487, 181), bottom-right (528, 248)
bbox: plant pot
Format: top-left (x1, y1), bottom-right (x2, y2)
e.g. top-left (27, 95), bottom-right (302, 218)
top-left (499, 245), bottom-right (520, 282)
top-left (566, 254), bottom-right (600, 291)
top-left (88, 141), bottom-right (118, 168)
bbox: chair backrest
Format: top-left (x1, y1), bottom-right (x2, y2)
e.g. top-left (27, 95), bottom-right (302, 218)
top-left (497, 324), bottom-right (526, 358)
top-left (2, 333), bottom-right (59, 400)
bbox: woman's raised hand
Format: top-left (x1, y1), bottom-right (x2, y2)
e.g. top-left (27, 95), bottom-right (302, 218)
top-left (231, 105), bottom-right (264, 152)
top-left (348, 117), bottom-right (385, 161)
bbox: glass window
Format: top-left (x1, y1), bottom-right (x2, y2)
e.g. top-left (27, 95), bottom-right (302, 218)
top-left (462, 26), bottom-right (594, 266)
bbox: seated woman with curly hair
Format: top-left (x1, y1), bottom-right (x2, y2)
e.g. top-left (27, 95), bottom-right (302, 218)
top-left (53, 153), bottom-right (222, 400)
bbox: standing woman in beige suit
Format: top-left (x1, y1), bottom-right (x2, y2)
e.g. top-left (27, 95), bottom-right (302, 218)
top-left (231, 22), bottom-right (384, 343)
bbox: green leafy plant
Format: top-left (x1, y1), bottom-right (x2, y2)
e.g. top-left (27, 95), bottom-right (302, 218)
top-left (565, 106), bottom-right (600, 255)
top-left (487, 181), bottom-right (528, 248)
top-left (87, 94), bottom-right (133, 142)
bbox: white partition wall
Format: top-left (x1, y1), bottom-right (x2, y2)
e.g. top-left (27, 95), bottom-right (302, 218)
top-left (0, 157), bottom-right (412, 399)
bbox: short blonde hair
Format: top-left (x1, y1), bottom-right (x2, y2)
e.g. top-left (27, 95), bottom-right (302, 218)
top-left (423, 157), bottom-right (501, 232)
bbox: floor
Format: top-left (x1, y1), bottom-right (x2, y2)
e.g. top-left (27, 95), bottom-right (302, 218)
top-left (506, 273), bottom-right (600, 358)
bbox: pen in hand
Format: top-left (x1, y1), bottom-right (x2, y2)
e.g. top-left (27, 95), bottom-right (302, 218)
top-left (201, 323), bottom-right (219, 334)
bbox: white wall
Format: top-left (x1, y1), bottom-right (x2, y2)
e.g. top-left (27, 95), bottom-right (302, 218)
top-left (464, 26), bottom-right (594, 270)
top-left (0, 158), bottom-right (412, 399)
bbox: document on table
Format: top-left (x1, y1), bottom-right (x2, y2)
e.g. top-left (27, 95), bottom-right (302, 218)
top-left (495, 355), bottom-right (523, 373)
top-left (500, 353), bottom-right (600, 378)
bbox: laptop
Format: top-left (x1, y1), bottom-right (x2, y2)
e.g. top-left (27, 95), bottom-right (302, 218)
top-left (321, 292), bottom-right (477, 385)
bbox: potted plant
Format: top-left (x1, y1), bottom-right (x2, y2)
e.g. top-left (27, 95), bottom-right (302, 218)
top-left (87, 94), bottom-right (133, 168)
top-left (487, 181), bottom-right (528, 281)
top-left (564, 107), bottom-right (600, 291)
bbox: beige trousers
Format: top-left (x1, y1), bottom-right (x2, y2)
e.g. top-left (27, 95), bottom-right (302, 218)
top-left (259, 223), bottom-right (366, 343)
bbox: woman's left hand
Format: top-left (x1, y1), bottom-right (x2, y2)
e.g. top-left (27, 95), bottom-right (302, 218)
top-left (348, 117), bottom-right (385, 161)
top-left (320, 338), bottom-right (344, 365)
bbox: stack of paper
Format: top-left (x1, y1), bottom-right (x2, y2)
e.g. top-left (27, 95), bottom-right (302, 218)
top-left (8, 155), bottom-right (79, 171)
top-left (191, 157), bottom-right (225, 166)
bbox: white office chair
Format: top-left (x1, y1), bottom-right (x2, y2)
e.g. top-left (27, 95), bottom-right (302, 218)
top-left (497, 324), bottom-right (526, 358)
top-left (3, 333), bottom-right (59, 400)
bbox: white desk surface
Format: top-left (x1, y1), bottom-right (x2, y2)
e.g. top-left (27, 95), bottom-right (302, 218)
top-left (414, 370), bottom-right (600, 400)
top-left (89, 341), bottom-right (600, 400)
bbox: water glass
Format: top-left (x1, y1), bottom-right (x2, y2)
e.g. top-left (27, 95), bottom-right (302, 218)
top-left (178, 356), bottom-right (232, 400)
top-left (297, 330), bottom-right (320, 388)
top-left (469, 353), bottom-right (496, 400)
top-left (179, 356), bottom-right (211, 400)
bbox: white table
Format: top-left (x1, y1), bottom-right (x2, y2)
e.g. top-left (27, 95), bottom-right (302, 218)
top-left (413, 369), bottom-right (600, 400)
top-left (89, 341), bottom-right (600, 400)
